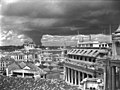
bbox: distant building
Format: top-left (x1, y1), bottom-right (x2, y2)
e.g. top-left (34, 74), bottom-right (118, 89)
top-left (9, 49), bottom-right (42, 63)
top-left (6, 62), bottom-right (47, 79)
top-left (0, 56), bottom-right (15, 73)
top-left (77, 38), bottom-right (111, 48)
top-left (6, 41), bottom-right (42, 63)
top-left (23, 41), bottom-right (36, 50)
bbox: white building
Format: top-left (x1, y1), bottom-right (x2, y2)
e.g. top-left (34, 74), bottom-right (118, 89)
top-left (64, 38), bottom-right (110, 88)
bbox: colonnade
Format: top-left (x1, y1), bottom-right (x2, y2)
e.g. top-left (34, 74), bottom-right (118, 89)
top-left (105, 66), bottom-right (120, 90)
top-left (65, 67), bottom-right (93, 86)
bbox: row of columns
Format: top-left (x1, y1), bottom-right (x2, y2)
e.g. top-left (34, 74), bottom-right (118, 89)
top-left (105, 66), bottom-right (120, 90)
top-left (65, 67), bottom-right (93, 86)
top-left (68, 55), bottom-right (96, 63)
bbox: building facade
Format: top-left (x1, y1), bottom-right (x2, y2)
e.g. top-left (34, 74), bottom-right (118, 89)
top-left (64, 39), bottom-right (110, 88)
top-left (103, 25), bottom-right (120, 90)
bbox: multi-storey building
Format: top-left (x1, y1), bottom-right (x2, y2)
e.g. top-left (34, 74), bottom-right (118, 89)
top-left (64, 36), bottom-right (110, 89)
top-left (103, 25), bottom-right (120, 90)
top-left (9, 49), bottom-right (42, 62)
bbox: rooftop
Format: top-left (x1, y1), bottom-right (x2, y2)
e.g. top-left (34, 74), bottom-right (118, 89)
top-left (67, 49), bottom-right (108, 58)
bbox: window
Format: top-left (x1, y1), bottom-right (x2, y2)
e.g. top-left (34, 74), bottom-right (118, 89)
top-left (102, 44), bottom-right (104, 47)
top-left (35, 54), bottom-right (38, 58)
top-left (89, 74), bottom-right (92, 78)
top-left (80, 56), bottom-right (83, 60)
top-left (89, 58), bottom-right (91, 62)
top-left (99, 45), bottom-right (101, 47)
top-left (90, 44), bottom-right (93, 47)
top-left (93, 59), bottom-right (96, 62)
top-left (105, 44), bottom-right (107, 47)
top-left (41, 75), bottom-right (43, 78)
top-left (79, 44), bottom-right (81, 47)
top-left (77, 56), bottom-right (79, 60)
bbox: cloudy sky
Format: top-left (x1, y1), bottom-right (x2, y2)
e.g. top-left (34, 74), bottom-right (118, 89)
top-left (1, 0), bottom-right (120, 46)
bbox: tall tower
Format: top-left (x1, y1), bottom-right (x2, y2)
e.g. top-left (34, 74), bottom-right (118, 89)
top-left (112, 25), bottom-right (120, 59)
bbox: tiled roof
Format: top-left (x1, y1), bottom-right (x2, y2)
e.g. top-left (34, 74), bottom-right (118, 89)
top-left (19, 62), bottom-right (26, 68)
top-left (8, 62), bottom-right (47, 75)
top-left (8, 62), bottom-right (21, 74)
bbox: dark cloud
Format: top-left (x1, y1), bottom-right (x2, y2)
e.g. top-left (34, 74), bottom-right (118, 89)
top-left (2, 0), bottom-right (120, 45)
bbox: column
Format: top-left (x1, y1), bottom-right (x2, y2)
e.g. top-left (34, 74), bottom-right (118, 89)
top-left (80, 72), bottom-right (82, 82)
top-left (104, 64), bottom-right (108, 90)
top-left (109, 66), bottom-right (112, 90)
top-left (82, 72), bottom-right (84, 81)
top-left (68, 68), bottom-right (70, 83)
top-left (78, 71), bottom-right (80, 85)
top-left (64, 66), bottom-right (66, 80)
top-left (75, 70), bottom-right (77, 85)
top-left (112, 66), bottom-right (116, 90)
top-left (71, 69), bottom-right (73, 84)
top-left (66, 67), bottom-right (68, 82)
top-left (119, 68), bottom-right (120, 89)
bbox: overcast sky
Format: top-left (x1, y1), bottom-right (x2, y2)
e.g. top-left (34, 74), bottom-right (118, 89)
top-left (1, 0), bottom-right (120, 46)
